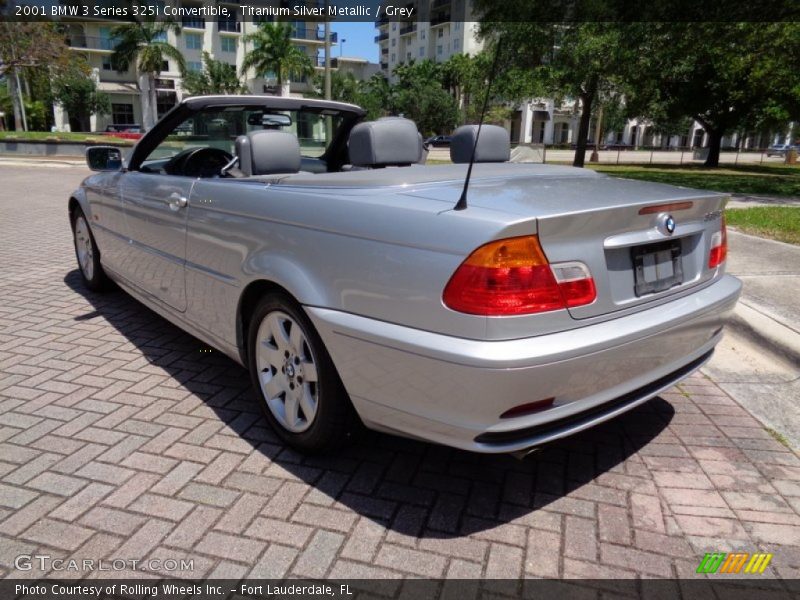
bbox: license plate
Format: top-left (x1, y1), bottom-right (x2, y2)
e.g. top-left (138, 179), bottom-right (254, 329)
top-left (632, 240), bottom-right (683, 296)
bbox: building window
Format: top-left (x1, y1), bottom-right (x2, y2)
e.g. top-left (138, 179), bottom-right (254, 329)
top-left (182, 16), bottom-right (205, 29)
top-left (391, 53), bottom-right (396, 62)
top-left (185, 33), bottom-right (202, 50)
top-left (187, 61), bottom-right (202, 72)
top-left (102, 58), bottom-right (113, 71)
top-left (392, 23), bottom-right (397, 30)
top-left (406, 52), bottom-right (411, 61)
top-left (111, 103), bottom-right (134, 125)
top-left (455, 22), bottom-right (461, 30)
top-left (153, 31), bottom-right (167, 42)
top-left (438, 29), bottom-right (444, 38)
top-left (453, 38), bottom-right (460, 50)
top-left (391, 38), bottom-right (396, 47)
top-left (161, 61), bottom-right (170, 72)
top-left (437, 45), bottom-right (443, 55)
top-left (418, 46), bottom-right (424, 57)
top-left (421, 30), bottom-right (426, 39)
top-left (221, 36), bottom-right (237, 53)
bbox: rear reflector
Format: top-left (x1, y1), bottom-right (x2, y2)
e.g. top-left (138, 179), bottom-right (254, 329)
top-left (442, 235), bottom-right (596, 316)
top-left (638, 201), bottom-right (694, 215)
top-left (708, 215), bottom-right (728, 268)
top-left (500, 398), bottom-right (555, 419)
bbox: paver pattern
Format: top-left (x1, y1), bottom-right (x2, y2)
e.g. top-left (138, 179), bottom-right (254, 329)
top-left (0, 165), bottom-right (799, 582)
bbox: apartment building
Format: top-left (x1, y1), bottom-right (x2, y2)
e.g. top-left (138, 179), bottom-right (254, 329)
top-left (375, 0), bottom-right (481, 76)
top-left (60, 0), bottom-right (344, 131)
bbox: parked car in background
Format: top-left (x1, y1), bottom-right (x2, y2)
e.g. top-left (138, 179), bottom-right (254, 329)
top-left (425, 134), bottom-right (452, 147)
top-left (102, 124), bottom-right (144, 141)
top-left (766, 143), bottom-right (798, 157)
top-left (69, 96), bottom-right (741, 456)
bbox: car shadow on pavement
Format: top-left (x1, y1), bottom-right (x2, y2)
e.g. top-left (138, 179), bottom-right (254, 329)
top-left (65, 270), bottom-right (674, 539)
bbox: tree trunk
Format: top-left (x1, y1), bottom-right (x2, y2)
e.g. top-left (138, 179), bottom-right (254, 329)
top-left (704, 129), bottom-right (723, 168)
top-left (8, 71), bottom-right (24, 131)
top-left (573, 85), bottom-right (596, 168)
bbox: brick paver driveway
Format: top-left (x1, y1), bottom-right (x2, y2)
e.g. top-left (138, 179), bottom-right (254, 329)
top-left (1, 164), bottom-right (799, 582)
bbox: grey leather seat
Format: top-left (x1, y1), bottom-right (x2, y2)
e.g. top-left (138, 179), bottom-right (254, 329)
top-left (348, 117), bottom-right (423, 168)
top-left (234, 130), bottom-right (302, 176)
top-left (450, 124), bottom-right (510, 163)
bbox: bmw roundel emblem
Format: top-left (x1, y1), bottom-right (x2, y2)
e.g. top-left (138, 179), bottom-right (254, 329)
top-left (662, 214), bottom-right (676, 235)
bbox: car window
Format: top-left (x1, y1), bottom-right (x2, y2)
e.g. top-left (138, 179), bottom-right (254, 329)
top-left (141, 106), bottom-right (345, 174)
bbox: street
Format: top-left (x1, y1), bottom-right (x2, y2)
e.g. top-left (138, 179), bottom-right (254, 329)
top-left (0, 164), bottom-right (798, 582)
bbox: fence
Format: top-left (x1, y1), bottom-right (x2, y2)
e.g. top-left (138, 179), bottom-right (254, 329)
top-left (509, 144), bottom-right (791, 166)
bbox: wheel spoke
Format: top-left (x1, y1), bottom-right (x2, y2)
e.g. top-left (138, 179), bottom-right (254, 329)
top-left (267, 313), bottom-right (290, 351)
top-left (259, 343), bottom-right (284, 368)
top-left (262, 374), bottom-right (284, 400)
top-left (301, 360), bottom-right (318, 383)
top-left (284, 393), bottom-right (300, 428)
top-left (289, 322), bottom-right (303, 353)
top-left (299, 387), bottom-right (316, 421)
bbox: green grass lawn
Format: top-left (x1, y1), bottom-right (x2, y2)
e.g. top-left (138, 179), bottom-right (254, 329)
top-left (591, 164), bottom-right (800, 198)
top-left (725, 206), bottom-right (800, 245)
top-left (0, 131), bottom-right (134, 145)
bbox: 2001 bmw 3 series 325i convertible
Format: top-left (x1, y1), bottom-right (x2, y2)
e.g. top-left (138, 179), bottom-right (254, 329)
top-left (70, 96), bottom-right (741, 455)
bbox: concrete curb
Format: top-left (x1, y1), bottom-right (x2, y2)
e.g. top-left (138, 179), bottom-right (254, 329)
top-left (727, 301), bottom-right (800, 365)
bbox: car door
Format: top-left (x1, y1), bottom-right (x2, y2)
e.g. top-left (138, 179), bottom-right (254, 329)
top-left (117, 172), bottom-right (193, 312)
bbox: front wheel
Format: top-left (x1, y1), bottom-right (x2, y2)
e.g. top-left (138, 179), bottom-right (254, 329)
top-left (71, 209), bottom-right (112, 292)
top-left (247, 293), bottom-right (360, 453)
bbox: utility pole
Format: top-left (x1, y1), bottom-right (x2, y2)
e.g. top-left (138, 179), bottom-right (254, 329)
top-left (323, 16), bottom-right (331, 100)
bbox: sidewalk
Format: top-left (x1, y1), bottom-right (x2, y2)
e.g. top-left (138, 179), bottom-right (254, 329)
top-left (703, 230), bottom-right (800, 449)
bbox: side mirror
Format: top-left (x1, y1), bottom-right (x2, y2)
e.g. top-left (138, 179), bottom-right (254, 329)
top-left (86, 146), bottom-right (123, 171)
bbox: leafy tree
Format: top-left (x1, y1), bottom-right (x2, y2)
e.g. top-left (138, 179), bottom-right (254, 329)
top-left (0, 22), bottom-right (73, 130)
top-left (110, 19), bottom-right (185, 131)
top-left (51, 67), bottom-right (111, 132)
top-left (310, 69), bottom-right (361, 105)
top-left (390, 60), bottom-right (460, 136)
top-left (625, 23), bottom-right (800, 166)
top-left (241, 22), bottom-right (314, 96)
top-left (182, 52), bottom-right (248, 96)
top-left (475, 8), bottom-right (637, 167)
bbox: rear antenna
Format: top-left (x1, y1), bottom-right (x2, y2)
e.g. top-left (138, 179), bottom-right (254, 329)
top-left (454, 38), bottom-right (504, 211)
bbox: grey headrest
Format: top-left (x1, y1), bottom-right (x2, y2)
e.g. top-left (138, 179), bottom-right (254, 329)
top-left (235, 130), bottom-right (301, 176)
top-left (450, 124), bottom-right (510, 163)
top-left (348, 117), bottom-right (422, 167)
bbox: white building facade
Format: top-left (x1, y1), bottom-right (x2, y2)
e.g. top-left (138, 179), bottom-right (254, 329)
top-left (60, 0), bottom-right (346, 131)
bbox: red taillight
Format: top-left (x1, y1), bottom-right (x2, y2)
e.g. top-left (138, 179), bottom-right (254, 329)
top-left (500, 397), bottom-right (555, 419)
top-left (442, 235), bottom-right (596, 316)
top-left (708, 215), bottom-right (727, 268)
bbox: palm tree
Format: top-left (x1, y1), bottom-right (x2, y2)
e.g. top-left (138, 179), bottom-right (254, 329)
top-left (241, 22), bottom-right (314, 96)
top-left (182, 52), bottom-right (248, 96)
top-left (110, 20), bottom-right (185, 131)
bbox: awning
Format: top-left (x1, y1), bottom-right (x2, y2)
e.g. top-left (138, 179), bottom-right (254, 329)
top-left (97, 82), bottom-right (140, 94)
top-left (533, 110), bottom-right (550, 121)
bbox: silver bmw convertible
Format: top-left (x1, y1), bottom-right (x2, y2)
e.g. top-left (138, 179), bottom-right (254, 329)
top-left (70, 95), bottom-right (741, 455)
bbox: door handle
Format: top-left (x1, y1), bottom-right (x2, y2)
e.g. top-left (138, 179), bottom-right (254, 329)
top-left (168, 192), bottom-right (188, 211)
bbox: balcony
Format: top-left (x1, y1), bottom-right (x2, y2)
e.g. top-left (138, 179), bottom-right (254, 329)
top-left (182, 17), bottom-right (205, 29)
top-left (381, 47), bottom-right (388, 55)
top-left (431, 0), bottom-right (451, 9)
top-left (400, 24), bottom-right (416, 35)
top-left (374, 32), bottom-right (389, 43)
top-left (375, 14), bottom-right (389, 25)
top-left (218, 19), bottom-right (240, 33)
top-left (66, 35), bottom-right (115, 51)
top-left (291, 29), bottom-right (337, 43)
top-left (380, 62), bottom-right (389, 70)
top-left (430, 13), bottom-right (451, 26)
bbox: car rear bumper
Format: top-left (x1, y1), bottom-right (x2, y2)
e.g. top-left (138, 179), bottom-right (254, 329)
top-left (306, 275), bottom-right (742, 453)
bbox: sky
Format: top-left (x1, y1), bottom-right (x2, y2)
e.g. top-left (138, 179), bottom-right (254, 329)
top-left (330, 21), bottom-right (378, 62)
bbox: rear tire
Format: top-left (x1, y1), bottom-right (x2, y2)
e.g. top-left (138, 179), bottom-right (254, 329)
top-left (247, 293), bottom-right (360, 453)
top-left (71, 209), bottom-right (112, 292)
